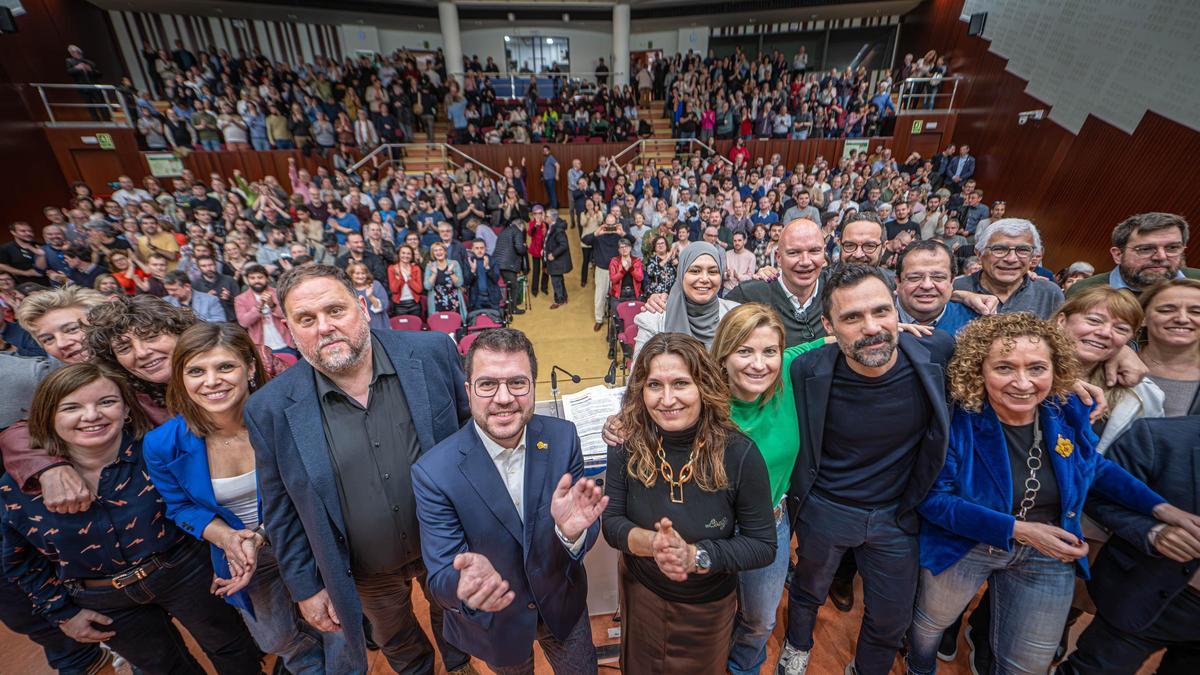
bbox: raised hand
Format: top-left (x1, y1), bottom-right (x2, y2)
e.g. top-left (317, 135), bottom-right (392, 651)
top-left (652, 518), bottom-right (691, 582)
top-left (550, 473), bottom-right (609, 542)
top-left (454, 552), bottom-right (514, 612)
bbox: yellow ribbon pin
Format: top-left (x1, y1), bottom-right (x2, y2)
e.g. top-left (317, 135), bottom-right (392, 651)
top-left (1054, 436), bottom-right (1074, 459)
top-left (536, 441), bottom-right (548, 451)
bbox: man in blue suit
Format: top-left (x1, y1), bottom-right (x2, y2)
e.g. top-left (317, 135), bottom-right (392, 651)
top-left (943, 145), bottom-right (975, 192)
top-left (244, 264), bottom-right (473, 675)
top-left (413, 328), bottom-right (606, 674)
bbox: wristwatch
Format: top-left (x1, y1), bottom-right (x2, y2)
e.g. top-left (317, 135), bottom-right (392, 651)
top-left (693, 544), bottom-right (712, 573)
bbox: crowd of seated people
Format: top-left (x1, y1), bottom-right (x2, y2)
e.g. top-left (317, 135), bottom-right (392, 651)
top-left (125, 38), bottom-right (942, 154)
top-left (3, 118), bottom-right (1200, 675)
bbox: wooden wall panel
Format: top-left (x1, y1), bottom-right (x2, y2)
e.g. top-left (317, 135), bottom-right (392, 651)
top-left (900, 0), bottom-right (1200, 269)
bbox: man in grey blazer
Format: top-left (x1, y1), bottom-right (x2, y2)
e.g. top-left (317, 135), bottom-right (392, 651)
top-left (244, 265), bottom-right (474, 674)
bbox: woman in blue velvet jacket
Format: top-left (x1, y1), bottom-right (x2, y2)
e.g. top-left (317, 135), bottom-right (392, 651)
top-left (906, 314), bottom-right (1200, 675)
top-left (143, 322), bottom-right (348, 673)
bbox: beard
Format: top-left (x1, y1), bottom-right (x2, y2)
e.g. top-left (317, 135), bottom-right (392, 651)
top-left (299, 319), bottom-right (371, 375)
top-left (249, 282), bottom-right (268, 293)
top-left (1123, 260), bottom-right (1179, 289)
top-left (839, 330), bottom-right (897, 368)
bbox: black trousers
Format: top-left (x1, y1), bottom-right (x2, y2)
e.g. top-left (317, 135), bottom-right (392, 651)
top-left (580, 247), bottom-right (593, 286)
top-left (0, 580), bottom-right (101, 673)
top-left (500, 269), bottom-right (519, 310)
top-left (68, 540), bottom-right (260, 675)
top-left (530, 256), bottom-right (546, 296)
top-left (1063, 588), bottom-right (1200, 675)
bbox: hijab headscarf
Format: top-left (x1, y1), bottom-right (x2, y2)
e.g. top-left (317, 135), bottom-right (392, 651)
top-left (662, 242), bottom-right (726, 347)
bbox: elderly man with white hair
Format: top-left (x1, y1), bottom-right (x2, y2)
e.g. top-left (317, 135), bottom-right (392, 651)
top-left (951, 218), bottom-right (1064, 319)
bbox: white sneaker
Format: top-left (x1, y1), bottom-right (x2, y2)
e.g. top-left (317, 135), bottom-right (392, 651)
top-left (776, 642), bottom-right (811, 675)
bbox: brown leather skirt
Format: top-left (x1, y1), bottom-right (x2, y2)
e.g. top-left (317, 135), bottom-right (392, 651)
top-left (617, 558), bottom-right (736, 674)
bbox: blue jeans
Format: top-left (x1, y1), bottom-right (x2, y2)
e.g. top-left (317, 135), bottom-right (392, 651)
top-left (907, 542), bottom-right (1076, 675)
top-left (786, 493), bottom-right (918, 675)
top-left (543, 178), bottom-right (558, 208)
top-left (238, 543), bottom-right (351, 673)
top-left (274, 139), bottom-right (295, 149)
top-left (728, 502), bottom-right (790, 675)
top-left (250, 137), bottom-right (270, 151)
top-left (199, 139), bottom-right (222, 151)
top-left (0, 580), bottom-right (101, 674)
top-left (67, 539), bottom-right (260, 674)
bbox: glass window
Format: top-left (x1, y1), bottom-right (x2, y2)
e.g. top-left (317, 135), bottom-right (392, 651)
top-left (504, 36), bottom-right (570, 73)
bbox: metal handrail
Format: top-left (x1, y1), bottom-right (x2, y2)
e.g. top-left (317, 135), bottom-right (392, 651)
top-left (347, 142), bottom-right (506, 181)
top-left (30, 83), bottom-right (135, 128)
top-left (892, 75), bottom-right (964, 112)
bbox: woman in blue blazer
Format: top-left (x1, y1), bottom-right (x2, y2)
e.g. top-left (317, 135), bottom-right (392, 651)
top-left (143, 322), bottom-right (347, 673)
top-left (906, 314), bottom-right (1199, 674)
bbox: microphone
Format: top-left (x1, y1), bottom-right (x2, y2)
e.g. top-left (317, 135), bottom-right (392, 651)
top-left (550, 365), bottom-right (582, 390)
top-left (604, 360), bottom-right (618, 385)
top-left (550, 365), bottom-right (581, 418)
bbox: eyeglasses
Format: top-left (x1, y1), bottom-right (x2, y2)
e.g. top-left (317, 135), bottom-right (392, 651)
top-left (1127, 243), bottom-right (1185, 258)
top-left (985, 244), bottom-right (1034, 259)
top-left (841, 241), bottom-right (881, 254)
top-left (902, 272), bottom-right (951, 284)
top-left (471, 377), bottom-right (532, 398)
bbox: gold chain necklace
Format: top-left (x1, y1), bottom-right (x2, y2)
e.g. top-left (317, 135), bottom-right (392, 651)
top-left (656, 437), bottom-right (700, 504)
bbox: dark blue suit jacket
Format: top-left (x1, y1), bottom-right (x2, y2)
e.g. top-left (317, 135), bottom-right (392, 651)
top-left (918, 397), bottom-right (1166, 578)
top-left (945, 154), bottom-right (975, 182)
top-left (1085, 416), bottom-right (1200, 632)
top-left (786, 330), bottom-right (954, 533)
top-left (412, 415), bottom-right (597, 668)
top-left (243, 329), bottom-right (469, 672)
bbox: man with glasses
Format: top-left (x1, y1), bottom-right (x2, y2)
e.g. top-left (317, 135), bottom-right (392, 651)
top-left (1067, 212), bottom-right (1200, 297)
top-left (245, 265), bottom-right (476, 675)
top-left (414, 328), bottom-right (605, 674)
top-left (895, 240), bottom-right (977, 336)
top-left (951, 218), bottom-right (1064, 319)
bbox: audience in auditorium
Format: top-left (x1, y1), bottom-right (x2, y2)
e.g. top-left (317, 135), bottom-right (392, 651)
top-left (4, 80), bottom-right (1200, 675)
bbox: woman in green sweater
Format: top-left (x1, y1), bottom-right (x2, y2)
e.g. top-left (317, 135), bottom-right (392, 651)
top-left (709, 303), bottom-right (826, 675)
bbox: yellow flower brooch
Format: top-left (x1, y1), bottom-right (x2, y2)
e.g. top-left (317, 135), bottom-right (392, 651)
top-left (536, 441), bottom-right (548, 451)
top-left (1054, 436), bottom-right (1074, 459)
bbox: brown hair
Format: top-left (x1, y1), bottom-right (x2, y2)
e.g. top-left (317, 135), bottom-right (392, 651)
top-left (1138, 277), bottom-right (1200, 313)
top-left (710, 303), bottom-right (787, 407)
top-left (166, 323), bottom-right (269, 437)
top-left (345, 261), bottom-right (375, 286)
top-left (617, 333), bottom-right (733, 491)
top-left (29, 363), bottom-right (153, 456)
top-left (85, 294), bottom-right (195, 373)
top-left (948, 313), bottom-right (1079, 412)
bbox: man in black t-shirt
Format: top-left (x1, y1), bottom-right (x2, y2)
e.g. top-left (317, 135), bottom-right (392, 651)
top-left (0, 222), bottom-right (50, 287)
top-left (779, 264), bottom-right (954, 675)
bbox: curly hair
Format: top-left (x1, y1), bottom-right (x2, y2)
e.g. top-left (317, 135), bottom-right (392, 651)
top-left (617, 332), bottom-right (733, 492)
top-left (86, 295), bottom-right (196, 370)
top-left (947, 313), bottom-right (1079, 412)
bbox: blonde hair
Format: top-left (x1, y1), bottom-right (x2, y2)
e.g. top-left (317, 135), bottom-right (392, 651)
top-left (710, 303), bottom-right (787, 407)
top-left (16, 285), bottom-right (106, 333)
top-left (948, 313), bottom-right (1079, 412)
top-left (1055, 286), bottom-right (1144, 416)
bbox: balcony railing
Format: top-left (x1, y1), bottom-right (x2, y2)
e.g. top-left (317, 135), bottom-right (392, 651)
top-left (30, 83), bottom-right (135, 127)
top-left (892, 75), bottom-right (964, 112)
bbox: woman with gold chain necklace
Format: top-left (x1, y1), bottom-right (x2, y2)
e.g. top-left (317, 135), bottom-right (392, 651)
top-left (601, 332), bottom-right (776, 673)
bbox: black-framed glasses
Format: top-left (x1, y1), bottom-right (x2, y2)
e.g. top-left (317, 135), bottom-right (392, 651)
top-left (1127, 243), bottom-right (1185, 258)
top-left (985, 244), bottom-right (1034, 259)
top-left (902, 272), bottom-right (951, 284)
top-left (471, 377), bottom-right (532, 398)
top-left (841, 241), bottom-right (881, 254)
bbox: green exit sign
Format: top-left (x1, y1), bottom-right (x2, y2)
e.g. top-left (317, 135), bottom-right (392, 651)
top-left (911, 120), bottom-right (924, 134)
top-left (96, 132), bottom-right (114, 149)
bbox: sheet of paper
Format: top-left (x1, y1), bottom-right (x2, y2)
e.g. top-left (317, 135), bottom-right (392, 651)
top-left (561, 385), bottom-right (626, 464)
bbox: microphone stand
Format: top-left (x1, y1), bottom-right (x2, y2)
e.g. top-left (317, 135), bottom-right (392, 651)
top-left (550, 365), bottom-right (582, 418)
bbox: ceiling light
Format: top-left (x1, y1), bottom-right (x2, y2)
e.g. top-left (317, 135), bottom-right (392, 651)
top-left (546, 38), bottom-right (554, 44)
top-left (504, 35), bottom-right (510, 42)
top-left (507, 12), bottom-right (515, 22)
top-left (563, 13), bottom-right (570, 23)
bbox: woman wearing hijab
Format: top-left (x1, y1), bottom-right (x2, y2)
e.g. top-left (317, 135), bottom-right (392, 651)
top-left (633, 242), bottom-right (739, 360)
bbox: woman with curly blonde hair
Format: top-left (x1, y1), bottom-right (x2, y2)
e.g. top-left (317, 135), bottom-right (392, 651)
top-left (601, 332), bottom-right (776, 674)
top-left (906, 313), bottom-right (1197, 675)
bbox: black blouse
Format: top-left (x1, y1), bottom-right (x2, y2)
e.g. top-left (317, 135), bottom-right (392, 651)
top-left (602, 425), bottom-right (775, 604)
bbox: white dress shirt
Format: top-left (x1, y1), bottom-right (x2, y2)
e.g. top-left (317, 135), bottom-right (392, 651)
top-left (475, 426), bottom-right (584, 554)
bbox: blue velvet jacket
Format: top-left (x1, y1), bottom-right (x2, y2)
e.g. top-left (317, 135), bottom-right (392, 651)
top-left (918, 396), bottom-right (1165, 578)
top-left (143, 415), bottom-right (259, 614)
